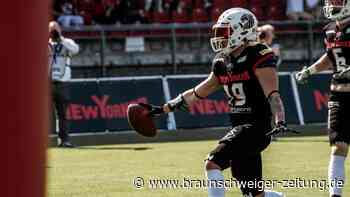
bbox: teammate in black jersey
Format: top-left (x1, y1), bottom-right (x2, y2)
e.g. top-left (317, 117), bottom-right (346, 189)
top-left (143, 8), bottom-right (296, 197)
top-left (296, 1), bottom-right (350, 196)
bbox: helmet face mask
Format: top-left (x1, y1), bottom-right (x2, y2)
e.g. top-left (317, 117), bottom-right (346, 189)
top-left (324, 0), bottom-right (350, 20)
top-left (210, 8), bottom-right (258, 53)
top-left (210, 25), bottom-right (231, 52)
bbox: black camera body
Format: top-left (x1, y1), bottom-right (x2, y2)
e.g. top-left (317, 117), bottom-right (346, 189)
top-left (50, 30), bottom-right (61, 42)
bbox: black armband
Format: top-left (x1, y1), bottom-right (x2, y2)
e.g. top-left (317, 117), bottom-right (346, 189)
top-left (267, 90), bottom-right (280, 101)
top-left (193, 88), bottom-right (205, 99)
top-left (167, 94), bottom-right (189, 112)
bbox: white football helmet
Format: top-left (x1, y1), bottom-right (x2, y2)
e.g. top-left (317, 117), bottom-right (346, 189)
top-left (210, 8), bottom-right (258, 53)
top-left (324, 0), bottom-right (350, 20)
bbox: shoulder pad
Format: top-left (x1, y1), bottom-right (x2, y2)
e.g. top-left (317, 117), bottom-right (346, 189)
top-left (249, 43), bottom-right (277, 69)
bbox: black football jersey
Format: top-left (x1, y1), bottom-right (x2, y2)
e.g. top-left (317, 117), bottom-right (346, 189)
top-left (324, 19), bottom-right (350, 84)
top-left (212, 43), bottom-right (277, 126)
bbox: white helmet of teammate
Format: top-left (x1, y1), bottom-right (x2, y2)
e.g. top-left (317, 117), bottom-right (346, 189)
top-left (324, 0), bottom-right (350, 20)
top-left (210, 8), bottom-right (258, 53)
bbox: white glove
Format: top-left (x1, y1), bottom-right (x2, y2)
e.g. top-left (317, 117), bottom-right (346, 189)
top-left (295, 66), bottom-right (311, 84)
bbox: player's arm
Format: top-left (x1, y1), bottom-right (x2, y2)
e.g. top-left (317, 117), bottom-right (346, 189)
top-left (255, 67), bottom-right (285, 124)
top-left (162, 72), bottom-right (221, 113)
top-left (61, 38), bottom-right (79, 55)
top-left (295, 53), bottom-right (333, 83)
top-left (255, 67), bottom-right (298, 135)
top-left (139, 72), bottom-right (221, 116)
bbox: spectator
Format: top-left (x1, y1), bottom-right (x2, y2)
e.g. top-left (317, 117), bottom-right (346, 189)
top-left (119, 0), bottom-right (146, 24)
top-left (48, 21), bottom-right (79, 148)
top-left (75, 0), bottom-right (95, 25)
top-left (57, 0), bottom-right (84, 27)
top-left (145, 0), bottom-right (163, 12)
top-left (286, 0), bottom-right (314, 20)
top-left (92, 0), bottom-right (107, 24)
top-left (258, 24), bottom-right (282, 67)
top-left (104, 0), bottom-right (122, 24)
top-left (52, 0), bottom-right (63, 20)
top-left (305, 0), bottom-right (322, 19)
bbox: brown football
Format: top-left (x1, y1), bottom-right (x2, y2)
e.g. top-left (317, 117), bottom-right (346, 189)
top-left (127, 104), bottom-right (157, 137)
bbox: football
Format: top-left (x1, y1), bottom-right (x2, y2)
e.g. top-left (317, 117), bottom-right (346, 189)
top-left (127, 103), bottom-right (157, 137)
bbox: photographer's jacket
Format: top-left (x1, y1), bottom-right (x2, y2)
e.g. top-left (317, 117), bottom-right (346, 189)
top-left (49, 38), bottom-right (79, 81)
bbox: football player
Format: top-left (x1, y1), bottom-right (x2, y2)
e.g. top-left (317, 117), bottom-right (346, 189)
top-left (142, 8), bottom-right (296, 197)
top-left (295, 1), bottom-right (350, 196)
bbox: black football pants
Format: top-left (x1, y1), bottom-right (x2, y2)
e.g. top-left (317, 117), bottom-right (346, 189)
top-left (52, 81), bottom-right (69, 142)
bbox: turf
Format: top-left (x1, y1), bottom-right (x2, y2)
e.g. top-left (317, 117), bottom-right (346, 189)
top-left (48, 136), bottom-right (350, 197)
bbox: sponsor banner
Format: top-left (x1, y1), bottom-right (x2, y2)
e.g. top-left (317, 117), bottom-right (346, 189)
top-left (297, 74), bottom-right (331, 123)
top-left (99, 80), bottom-right (167, 131)
top-left (64, 81), bottom-right (106, 132)
top-left (168, 77), bottom-right (231, 129)
top-left (279, 75), bottom-right (300, 124)
top-left (63, 79), bottom-right (167, 133)
top-left (52, 73), bottom-right (330, 134)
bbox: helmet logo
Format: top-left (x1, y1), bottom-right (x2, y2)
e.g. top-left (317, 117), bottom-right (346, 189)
top-left (240, 14), bottom-right (255, 30)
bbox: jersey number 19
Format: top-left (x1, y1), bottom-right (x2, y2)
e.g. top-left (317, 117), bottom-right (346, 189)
top-left (223, 83), bottom-right (246, 106)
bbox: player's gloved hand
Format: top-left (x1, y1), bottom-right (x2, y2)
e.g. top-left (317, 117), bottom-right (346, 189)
top-left (138, 103), bottom-right (164, 117)
top-left (266, 121), bottom-right (300, 136)
top-left (295, 66), bottom-right (311, 84)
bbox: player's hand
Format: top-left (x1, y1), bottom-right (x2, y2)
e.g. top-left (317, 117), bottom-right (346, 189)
top-left (138, 103), bottom-right (164, 117)
top-left (295, 66), bottom-right (311, 84)
top-left (266, 121), bottom-right (300, 136)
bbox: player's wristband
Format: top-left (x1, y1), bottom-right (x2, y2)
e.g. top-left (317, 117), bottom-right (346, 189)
top-left (167, 94), bottom-right (189, 112)
top-left (193, 88), bottom-right (205, 99)
top-left (267, 90), bottom-right (279, 101)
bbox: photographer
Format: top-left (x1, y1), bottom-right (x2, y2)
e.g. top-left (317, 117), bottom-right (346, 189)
top-left (48, 21), bottom-right (79, 148)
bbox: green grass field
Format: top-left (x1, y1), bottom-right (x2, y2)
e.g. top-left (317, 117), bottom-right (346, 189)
top-left (48, 135), bottom-right (350, 197)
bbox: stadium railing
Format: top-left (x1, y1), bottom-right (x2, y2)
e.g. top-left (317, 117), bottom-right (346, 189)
top-left (62, 20), bottom-right (327, 77)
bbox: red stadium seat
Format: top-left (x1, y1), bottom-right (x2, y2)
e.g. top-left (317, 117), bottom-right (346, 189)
top-left (249, 0), bottom-right (265, 7)
top-left (211, 8), bottom-right (222, 22)
top-left (135, 0), bottom-right (145, 9)
top-left (268, 5), bottom-right (286, 20)
top-left (172, 10), bottom-right (190, 23)
top-left (213, 0), bottom-right (228, 10)
top-left (143, 11), bottom-right (152, 23)
top-left (153, 11), bottom-right (171, 23)
top-left (193, 0), bottom-right (204, 8)
top-left (249, 5), bottom-right (265, 21)
top-left (229, 0), bottom-right (248, 8)
top-left (266, 0), bottom-right (286, 20)
top-left (180, 0), bottom-right (192, 5)
top-left (192, 8), bottom-right (209, 23)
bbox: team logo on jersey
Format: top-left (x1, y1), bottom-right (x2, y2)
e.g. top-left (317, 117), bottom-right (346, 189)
top-left (237, 55), bottom-right (247, 63)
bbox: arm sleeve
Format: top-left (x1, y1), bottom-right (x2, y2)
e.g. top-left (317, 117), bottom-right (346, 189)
top-left (61, 38), bottom-right (79, 55)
